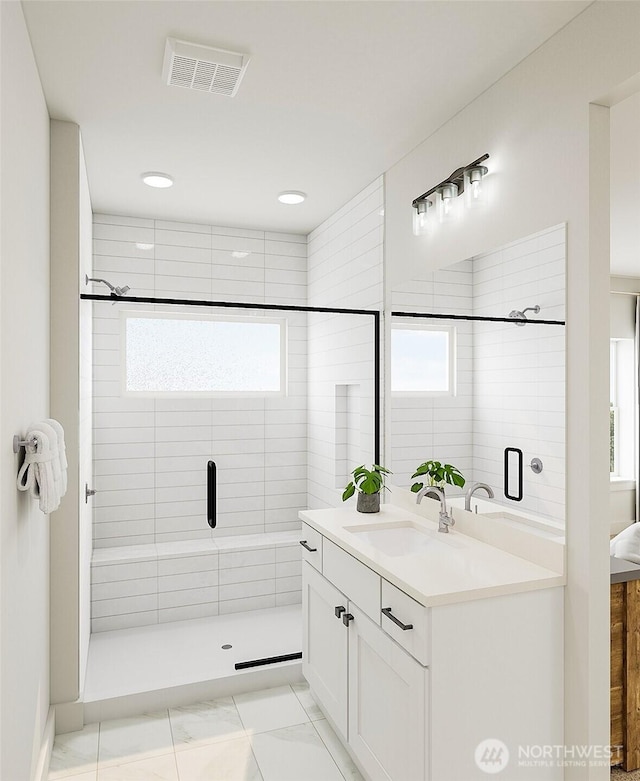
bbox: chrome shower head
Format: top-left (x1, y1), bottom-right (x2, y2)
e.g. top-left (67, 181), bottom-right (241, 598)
top-left (508, 304), bottom-right (540, 326)
top-left (85, 275), bottom-right (130, 297)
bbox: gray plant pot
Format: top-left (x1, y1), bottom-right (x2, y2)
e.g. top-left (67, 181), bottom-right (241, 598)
top-left (357, 492), bottom-right (380, 513)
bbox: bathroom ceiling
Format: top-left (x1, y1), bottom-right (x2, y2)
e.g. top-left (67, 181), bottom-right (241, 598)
top-left (23, 1), bottom-right (590, 234)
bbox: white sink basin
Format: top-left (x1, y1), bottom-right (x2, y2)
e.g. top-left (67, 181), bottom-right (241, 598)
top-left (343, 521), bottom-right (464, 557)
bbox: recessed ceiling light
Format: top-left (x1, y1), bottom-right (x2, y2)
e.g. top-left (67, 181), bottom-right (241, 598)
top-left (231, 250), bottom-right (251, 258)
top-left (278, 191), bottom-right (306, 205)
top-left (135, 243), bottom-right (154, 250)
top-left (141, 172), bottom-right (174, 188)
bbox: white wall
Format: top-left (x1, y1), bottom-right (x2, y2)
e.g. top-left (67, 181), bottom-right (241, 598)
top-left (306, 178), bottom-right (384, 508)
top-left (611, 92), bottom-right (640, 277)
top-left (50, 120), bottom-right (93, 725)
top-left (384, 3), bottom-right (640, 775)
top-left (0, 2), bottom-right (51, 778)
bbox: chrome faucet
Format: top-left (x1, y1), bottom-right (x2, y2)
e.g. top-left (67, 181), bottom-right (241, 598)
top-left (416, 486), bottom-right (455, 533)
top-left (464, 482), bottom-right (495, 511)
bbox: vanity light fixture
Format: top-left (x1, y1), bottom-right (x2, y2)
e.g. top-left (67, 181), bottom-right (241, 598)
top-left (141, 172), bottom-right (174, 188)
top-left (278, 191), bottom-right (306, 205)
top-left (412, 153), bottom-right (489, 233)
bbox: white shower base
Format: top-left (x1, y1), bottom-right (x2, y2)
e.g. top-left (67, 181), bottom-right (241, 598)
top-left (83, 603), bottom-right (303, 723)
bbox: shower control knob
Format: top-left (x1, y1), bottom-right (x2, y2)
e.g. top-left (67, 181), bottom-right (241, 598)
top-left (529, 458), bottom-right (543, 474)
top-left (85, 484), bottom-right (97, 503)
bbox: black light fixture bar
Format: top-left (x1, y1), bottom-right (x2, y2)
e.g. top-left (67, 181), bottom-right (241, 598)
top-left (81, 292), bottom-right (382, 464)
top-left (412, 153), bottom-right (490, 208)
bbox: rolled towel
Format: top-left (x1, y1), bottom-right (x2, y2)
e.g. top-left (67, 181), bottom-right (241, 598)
top-left (37, 421), bottom-right (62, 498)
top-left (16, 428), bottom-right (60, 513)
top-left (611, 523), bottom-right (640, 565)
top-left (45, 418), bottom-right (67, 497)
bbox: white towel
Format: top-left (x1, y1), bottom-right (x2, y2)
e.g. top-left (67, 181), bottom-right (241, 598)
top-left (37, 421), bottom-right (62, 498)
top-left (611, 523), bottom-right (640, 564)
top-left (45, 418), bottom-right (68, 497)
top-left (16, 427), bottom-right (60, 513)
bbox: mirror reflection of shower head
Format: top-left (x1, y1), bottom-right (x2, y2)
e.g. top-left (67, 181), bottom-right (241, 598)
top-left (85, 275), bottom-right (131, 297)
top-left (508, 304), bottom-right (540, 326)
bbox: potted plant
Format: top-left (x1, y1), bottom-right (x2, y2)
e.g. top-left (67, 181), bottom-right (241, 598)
top-left (410, 460), bottom-right (465, 494)
top-left (342, 464), bottom-right (391, 513)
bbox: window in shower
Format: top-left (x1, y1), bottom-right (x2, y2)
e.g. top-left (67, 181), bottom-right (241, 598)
top-left (391, 323), bottom-right (455, 395)
top-left (121, 311), bottom-right (286, 396)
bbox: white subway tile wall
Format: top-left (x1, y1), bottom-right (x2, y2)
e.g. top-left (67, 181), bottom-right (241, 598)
top-left (90, 215), bottom-right (307, 629)
top-left (92, 215), bottom-right (308, 547)
top-left (91, 533), bottom-right (302, 633)
top-left (306, 178), bottom-right (384, 509)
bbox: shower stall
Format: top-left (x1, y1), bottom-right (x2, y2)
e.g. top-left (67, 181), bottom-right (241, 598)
top-left (81, 216), bottom-right (379, 719)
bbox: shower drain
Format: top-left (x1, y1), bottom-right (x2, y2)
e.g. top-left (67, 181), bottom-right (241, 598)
top-left (221, 644), bottom-right (232, 650)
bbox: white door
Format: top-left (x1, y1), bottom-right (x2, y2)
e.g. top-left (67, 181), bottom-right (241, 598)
top-left (348, 603), bottom-right (428, 781)
top-left (302, 561), bottom-right (349, 737)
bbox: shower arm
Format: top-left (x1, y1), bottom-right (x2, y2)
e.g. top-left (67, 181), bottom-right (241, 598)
top-left (85, 275), bottom-right (130, 297)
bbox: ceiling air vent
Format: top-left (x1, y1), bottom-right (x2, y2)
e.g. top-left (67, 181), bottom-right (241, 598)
top-left (162, 38), bottom-right (250, 97)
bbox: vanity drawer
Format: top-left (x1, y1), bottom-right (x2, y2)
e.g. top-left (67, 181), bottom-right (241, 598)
top-left (381, 579), bottom-right (430, 666)
top-left (323, 538), bottom-right (380, 623)
top-left (299, 524), bottom-right (323, 571)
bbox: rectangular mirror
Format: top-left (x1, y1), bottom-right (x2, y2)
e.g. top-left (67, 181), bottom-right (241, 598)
top-left (388, 224), bottom-right (566, 529)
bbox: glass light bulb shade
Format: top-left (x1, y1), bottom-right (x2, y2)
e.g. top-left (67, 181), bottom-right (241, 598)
top-left (464, 166), bottom-right (488, 208)
top-left (436, 183), bottom-right (459, 223)
top-left (412, 200), bottom-right (433, 235)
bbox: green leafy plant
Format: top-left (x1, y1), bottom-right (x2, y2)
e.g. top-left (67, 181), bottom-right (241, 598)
top-left (342, 464), bottom-right (392, 502)
top-left (410, 460), bottom-right (465, 494)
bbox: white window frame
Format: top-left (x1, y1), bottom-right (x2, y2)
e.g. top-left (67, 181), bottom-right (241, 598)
top-left (120, 309), bottom-right (287, 398)
top-left (610, 339), bottom-right (619, 476)
top-left (390, 322), bottom-right (456, 397)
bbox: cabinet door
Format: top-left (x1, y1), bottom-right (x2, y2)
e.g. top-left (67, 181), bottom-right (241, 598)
top-left (302, 561), bottom-right (349, 737)
top-left (348, 603), bottom-right (427, 781)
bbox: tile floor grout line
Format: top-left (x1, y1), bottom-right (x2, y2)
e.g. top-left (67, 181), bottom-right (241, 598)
top-left (310, 719), bottom-right (352, 781)
top-left (165, 706), bottom-right (181, 781)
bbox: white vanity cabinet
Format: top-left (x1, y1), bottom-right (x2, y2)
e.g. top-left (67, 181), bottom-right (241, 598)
top-left (301, 514), bottom-right (565, 781)
top-left (302, 556), bottom-right (428, 781)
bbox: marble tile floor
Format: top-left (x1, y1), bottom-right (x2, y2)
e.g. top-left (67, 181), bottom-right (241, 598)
top-left (48, 683), bottom-right (364, 781)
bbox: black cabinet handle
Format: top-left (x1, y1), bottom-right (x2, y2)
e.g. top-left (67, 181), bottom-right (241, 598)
top-left (207, 460), bottom-right (217, 529)
top-left (335, 606), bottom-right (346, 619)
top-left (382, 607), bottom-right (414, 631)
top-left (342, 613), bottom-right (354, 627)
top-left (299, 540), bottom-right (318, 552)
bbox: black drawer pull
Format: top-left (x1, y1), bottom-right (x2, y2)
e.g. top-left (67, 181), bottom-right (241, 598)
top-left (335, 605), bottom-right (346, 619)
top-left (342, 613), bottom-right (354, 627)
top-left (382, 607), bottom-right (414, 631)
top-left (299, 540), bottom-right (317, 552)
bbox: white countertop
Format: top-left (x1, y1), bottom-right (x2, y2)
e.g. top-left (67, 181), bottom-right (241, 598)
top-left (299, 503), bottom-right (565, 608)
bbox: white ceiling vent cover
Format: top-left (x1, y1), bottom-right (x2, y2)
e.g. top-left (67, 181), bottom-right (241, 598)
top-left (162, 38), bottom-right (250, 97)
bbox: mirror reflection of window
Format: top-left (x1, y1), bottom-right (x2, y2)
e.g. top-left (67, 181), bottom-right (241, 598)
top-left (610, 337), bottom-right (635, 479)
top-left (391, 325), bottom-right (455, 396)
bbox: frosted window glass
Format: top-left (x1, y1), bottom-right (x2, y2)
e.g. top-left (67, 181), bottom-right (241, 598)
top-left (391, 328), bottom-right (449, 392)
top-left (125, 316), bottom-right (282, 393)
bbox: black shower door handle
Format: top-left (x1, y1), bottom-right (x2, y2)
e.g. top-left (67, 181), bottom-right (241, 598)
top-left (504, 448), bottom-right (523, 502)
top-left (207, 460), bottom-right (217, 528)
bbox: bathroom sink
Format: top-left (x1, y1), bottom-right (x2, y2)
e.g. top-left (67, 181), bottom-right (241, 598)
top-left (343, 521), bottom-right (464, 556)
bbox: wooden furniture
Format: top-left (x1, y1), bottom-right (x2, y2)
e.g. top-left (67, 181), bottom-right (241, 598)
top-left (611, 578), bottom-right (640, 769)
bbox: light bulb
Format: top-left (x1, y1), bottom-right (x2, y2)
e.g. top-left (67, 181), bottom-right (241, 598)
top-left (436, 183), bottom-right (459, 223)
top-left (412, 200), bottom-right (433, 235)
top-left (464, 165), bottom-right (488, 209)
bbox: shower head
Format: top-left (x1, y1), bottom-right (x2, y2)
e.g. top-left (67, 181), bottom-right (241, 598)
top-left (85, 275), bottom-right (130, 297)
top-left (508, 304), bottom-right (540, 326)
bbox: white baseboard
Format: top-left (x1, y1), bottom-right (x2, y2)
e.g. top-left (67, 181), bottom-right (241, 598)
top-left (54, 700), bottom-right (84, 734)
top-left (33, 706), bottom-right (55, 781)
